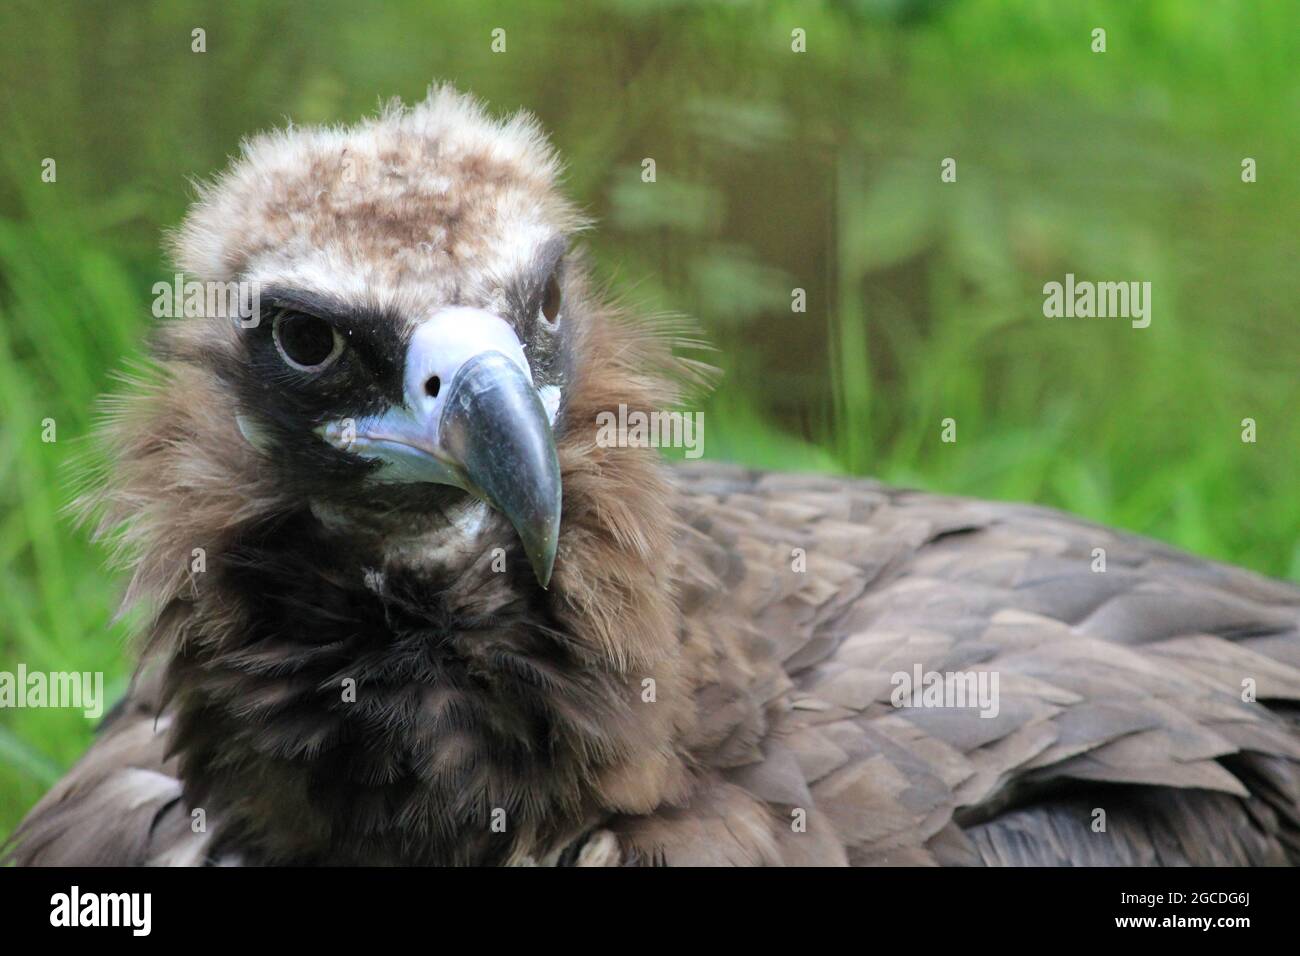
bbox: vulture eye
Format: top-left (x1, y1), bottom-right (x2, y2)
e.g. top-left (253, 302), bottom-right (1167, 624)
top-left (540, 273), bottom-right (562, 328)
top-left (273, 312), bottom-right (343, 371)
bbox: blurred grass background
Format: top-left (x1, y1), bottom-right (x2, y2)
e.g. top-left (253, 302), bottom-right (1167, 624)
top-left (1, 0), bottom-right (1297, 837)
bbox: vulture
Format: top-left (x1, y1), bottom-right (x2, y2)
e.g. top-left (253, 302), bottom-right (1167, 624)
top-left (8, 86), bottom-right (1300, 867)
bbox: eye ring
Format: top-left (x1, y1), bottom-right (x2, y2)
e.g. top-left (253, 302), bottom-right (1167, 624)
top-left (539, 273), bottom-right (562, 329)
top-left (272, 311), bottom-right (344, 371)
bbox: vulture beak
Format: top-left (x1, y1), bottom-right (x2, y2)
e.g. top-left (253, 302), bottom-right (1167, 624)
top-left (317, 307), bottom-right (562, 588)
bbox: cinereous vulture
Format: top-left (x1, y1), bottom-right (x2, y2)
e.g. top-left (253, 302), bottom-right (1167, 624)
top-left (8, 86), bottom-right (1300, 866)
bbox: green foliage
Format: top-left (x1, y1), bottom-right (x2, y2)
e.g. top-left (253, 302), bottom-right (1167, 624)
top-left (0, 0), bottom-right (1296, 838)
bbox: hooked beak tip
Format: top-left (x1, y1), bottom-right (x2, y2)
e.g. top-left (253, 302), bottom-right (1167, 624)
top-left (532, 550), bottom-right (556, 590)
top-left (503, 468), bottom-right (560, 589)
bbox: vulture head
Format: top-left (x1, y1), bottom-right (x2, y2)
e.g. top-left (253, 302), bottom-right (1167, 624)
top-left (173, 87), bottom-right (613, 587)
top-left (82, 86), bottom-right (701, 864)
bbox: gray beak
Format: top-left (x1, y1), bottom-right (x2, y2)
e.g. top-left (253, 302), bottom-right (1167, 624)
top-left (439, 351), bottom-right (562, 587)
top-left (318, 308), bottom-right (562, 588)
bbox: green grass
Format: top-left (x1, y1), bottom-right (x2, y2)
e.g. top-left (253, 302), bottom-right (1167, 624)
top-left (1, 0), bottom-right (1297, 838)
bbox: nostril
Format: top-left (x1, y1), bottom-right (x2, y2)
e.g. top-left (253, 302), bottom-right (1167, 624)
top-left (425, 376), bottom-right (441, 399)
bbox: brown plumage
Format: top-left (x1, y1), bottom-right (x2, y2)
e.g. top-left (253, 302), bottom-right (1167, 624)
top-left (8, 87), bottom-right (1300, 866)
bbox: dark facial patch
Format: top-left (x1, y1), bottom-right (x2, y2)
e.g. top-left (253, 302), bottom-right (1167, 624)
top-left (498, 236), bottom-right (569, 388)
top-left (192, 288), bottom-right (413, 498)
top-left (183, 240), bottom-right (575, 513)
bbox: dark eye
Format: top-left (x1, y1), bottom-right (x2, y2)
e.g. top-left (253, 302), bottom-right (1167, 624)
top-left (540, 273), bottom-right (561, 327)
top-left (273, 312), bottom-right (343, 371)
